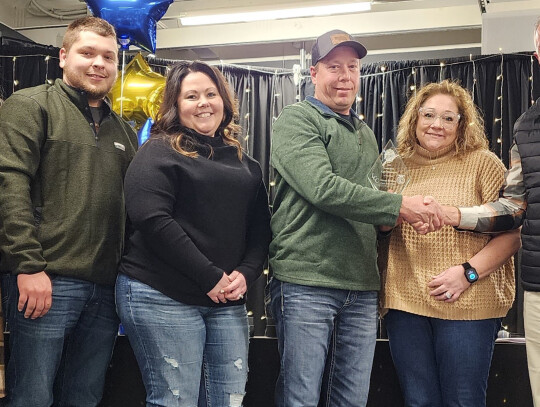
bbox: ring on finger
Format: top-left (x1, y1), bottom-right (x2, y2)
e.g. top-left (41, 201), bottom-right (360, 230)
top-left (445, 291), bottom-right (452, 299)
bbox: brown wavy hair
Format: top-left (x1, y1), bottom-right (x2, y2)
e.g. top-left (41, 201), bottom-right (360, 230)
top-left (397, 80), bottom-right (488, 157)
top-left (151, 61), bottom-right (242, 159)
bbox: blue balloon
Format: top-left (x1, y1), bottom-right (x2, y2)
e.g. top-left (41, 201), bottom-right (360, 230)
top-left (137, 117), bottom-right (153, 146)
top-left (85, 0), bottom-right (174, 53)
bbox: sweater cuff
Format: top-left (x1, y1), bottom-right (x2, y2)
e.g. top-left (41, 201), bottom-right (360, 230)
top-left (197, 265), bottom-right (225, 294)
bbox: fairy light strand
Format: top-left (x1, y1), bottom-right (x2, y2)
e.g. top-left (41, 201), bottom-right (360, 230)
top-left (12, 57), bottom-right (17, 93)
top-left (471, 54), bottom-right (477, 104)
top-left (439, 61), bottom-right (445, 83)
top-left (378, 65), bottom-right (387, 144)
top-left (244, 66), bottom-right (252, 155)
top-left (497, 53), bottom-right (504, 157)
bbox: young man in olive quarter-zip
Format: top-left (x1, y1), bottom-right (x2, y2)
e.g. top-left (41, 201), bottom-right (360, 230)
top-left (0, 17), bottom-right (137, 406)
top-left (269, 29), bottom-right (445, 407)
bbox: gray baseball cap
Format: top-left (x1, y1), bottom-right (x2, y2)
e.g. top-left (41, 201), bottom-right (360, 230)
top-left (311, 29), bottom-right (367, 64)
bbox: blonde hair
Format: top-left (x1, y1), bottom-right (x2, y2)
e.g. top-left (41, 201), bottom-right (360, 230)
top-left (397, 80), bottom-right (488, 157)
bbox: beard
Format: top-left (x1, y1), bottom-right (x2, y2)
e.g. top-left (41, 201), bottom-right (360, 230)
top-left (63, 66), bottom-right (116, 102)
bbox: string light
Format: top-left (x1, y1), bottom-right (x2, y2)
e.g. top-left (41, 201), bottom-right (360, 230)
top-left (243, 67), bottom-right (252, 154)
top-left (380, 63), bottom-right (387, 143)
top-left (356, 75), bottom-right (362, 117)
top-left (498, 54), bottom-right (504, 157)
top-left (412, 67), bottom-right (417, 98)
top-left (44, 55), bottom-right (50, 84)
top-left (439, 61), bottom-right (445, 83)
top-left (12, 56), bottom-right (17, 93)
top-left (471, 54), bottom-right (477, 104)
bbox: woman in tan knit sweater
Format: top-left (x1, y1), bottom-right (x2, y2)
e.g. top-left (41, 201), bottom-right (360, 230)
top-left (381, 80), bottom-right (521, 407)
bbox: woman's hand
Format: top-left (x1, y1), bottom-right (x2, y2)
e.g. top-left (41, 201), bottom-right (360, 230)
top-left (223, 270), bottom-right (247, 301)
top-left (427, 265), bottom-right (470, 303)
top-left (207, 273), bottom-right (232, 304)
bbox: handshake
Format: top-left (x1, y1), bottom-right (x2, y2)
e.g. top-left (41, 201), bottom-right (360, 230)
top-left (392, 195), bottom-right (459, 235)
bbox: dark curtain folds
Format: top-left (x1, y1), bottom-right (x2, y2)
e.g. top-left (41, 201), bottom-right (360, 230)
top-left (2, 40), bottom-right (539, 335)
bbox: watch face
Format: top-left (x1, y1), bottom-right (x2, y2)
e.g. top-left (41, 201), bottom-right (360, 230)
top-left (466, 269), bottom-right (478, 283)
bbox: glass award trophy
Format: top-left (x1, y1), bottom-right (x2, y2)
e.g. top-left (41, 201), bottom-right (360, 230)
top-left (368, 140), bottom-right (410, 194)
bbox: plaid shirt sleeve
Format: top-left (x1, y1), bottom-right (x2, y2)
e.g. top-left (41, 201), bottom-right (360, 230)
top-left (457, 143), bottom-right (526, 233)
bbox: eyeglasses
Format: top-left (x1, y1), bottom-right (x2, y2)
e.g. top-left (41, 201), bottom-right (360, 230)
top-left (418, 107), bottom-right (461, 130)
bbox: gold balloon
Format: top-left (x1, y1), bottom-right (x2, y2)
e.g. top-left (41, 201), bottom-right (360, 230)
top-left (109, 53), bottom-right (165, 128)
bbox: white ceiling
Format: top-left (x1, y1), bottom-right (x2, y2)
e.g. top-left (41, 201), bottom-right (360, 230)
top-left (0, 0), bottom-right (538, 67)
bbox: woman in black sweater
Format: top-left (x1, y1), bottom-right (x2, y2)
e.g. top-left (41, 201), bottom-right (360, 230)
top-left (116, 61), bottom-right (271, 407)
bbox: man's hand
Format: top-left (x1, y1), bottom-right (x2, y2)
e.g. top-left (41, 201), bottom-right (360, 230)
top-left (400, 195), bottom-right (444, 234)
top-left (17, 272), bottom-right (52, 319)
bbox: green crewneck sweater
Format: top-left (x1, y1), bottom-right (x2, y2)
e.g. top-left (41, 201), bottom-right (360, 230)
top-left (270, 97), bottom-right (402, 291)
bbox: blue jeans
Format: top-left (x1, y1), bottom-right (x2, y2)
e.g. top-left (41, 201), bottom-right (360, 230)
top-left (269, 278), bottom-right (378, 407)
top-left (2, 274), bottom-right (119, 407)
top-left (116, 273), bottom-right (249, 407)
top-left (384, 309), bottom-right (501, 407)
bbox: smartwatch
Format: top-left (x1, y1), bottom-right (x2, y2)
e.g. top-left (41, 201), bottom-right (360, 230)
top-left (462, 262), bottom-right (479, 284)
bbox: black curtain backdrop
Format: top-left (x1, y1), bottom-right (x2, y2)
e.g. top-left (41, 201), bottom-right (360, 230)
top-left (2, 40), bottom-right (539, 336)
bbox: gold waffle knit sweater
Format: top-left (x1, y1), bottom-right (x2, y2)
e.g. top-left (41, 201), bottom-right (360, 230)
top-left (381, 143), bottom-right (515, 320)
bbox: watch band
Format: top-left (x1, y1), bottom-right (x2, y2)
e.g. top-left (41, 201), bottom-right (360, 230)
top-left (462, 262), bottom-right (472, 271)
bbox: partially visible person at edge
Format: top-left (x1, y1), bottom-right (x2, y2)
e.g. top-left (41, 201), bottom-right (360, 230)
top-left (380, 80), bottom-right (520, 407)
top-left (0, 17), bottom-right (137, 407)
top-left (0, 96), bottom-right (4, 399)
top-left (268, 29), bottom-right (445, 407)
top-left (116, 60), bottom-right (271, 407)
top-left (442, 17), bottom-right (540, 406)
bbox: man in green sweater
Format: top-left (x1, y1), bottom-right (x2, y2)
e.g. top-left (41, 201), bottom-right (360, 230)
top-left (269, 29), bottom-right (444, 406)
top-left (0, 17), bottom-right (137, 406)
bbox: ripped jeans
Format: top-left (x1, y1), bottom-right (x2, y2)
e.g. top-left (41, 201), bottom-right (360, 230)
top-left (116, 273), bottom-right (248, 407)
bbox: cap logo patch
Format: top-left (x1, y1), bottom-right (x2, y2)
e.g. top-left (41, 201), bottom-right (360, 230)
top-left (331, 33), bottom-right (351, 45)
